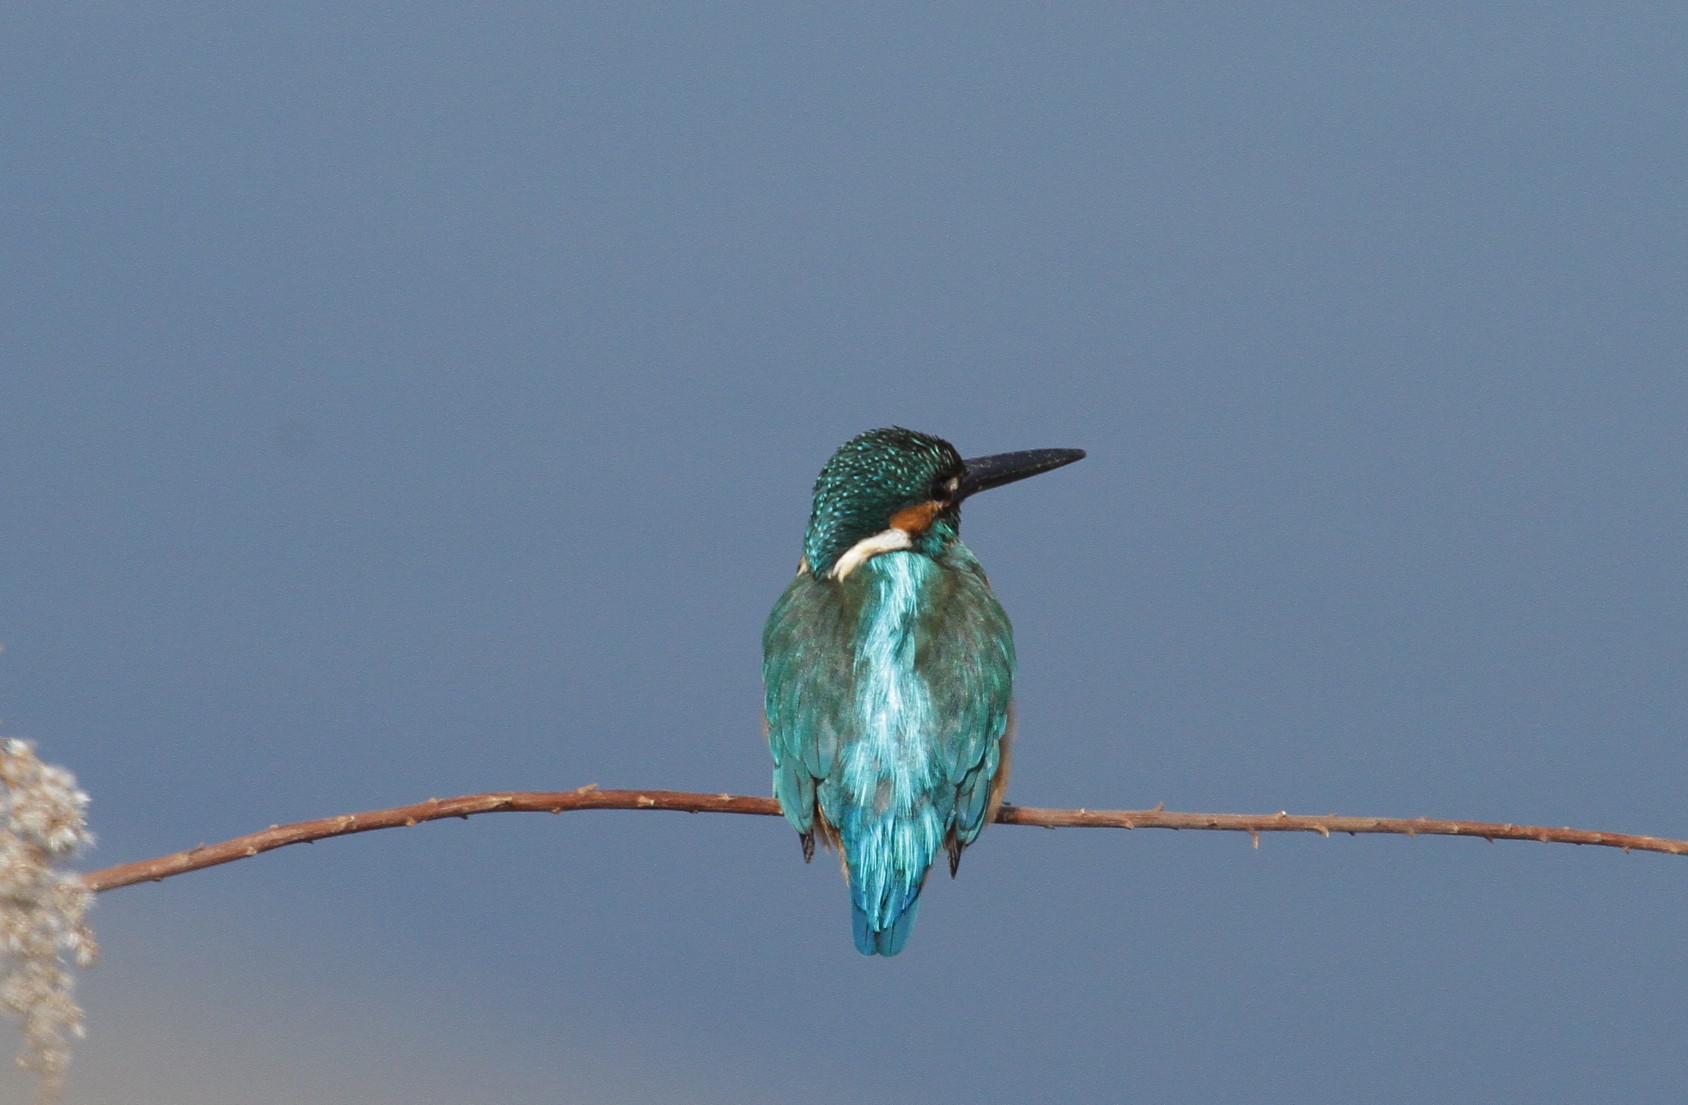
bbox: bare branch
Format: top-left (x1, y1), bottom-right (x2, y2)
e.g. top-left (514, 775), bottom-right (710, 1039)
top-left (81, 788), bottom-right (1688, 893)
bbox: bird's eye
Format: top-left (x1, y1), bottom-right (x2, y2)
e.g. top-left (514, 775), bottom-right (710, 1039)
top-left (930, 476), bottom-right (960, 503)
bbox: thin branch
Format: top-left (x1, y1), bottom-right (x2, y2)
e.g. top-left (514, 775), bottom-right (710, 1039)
top-left (81, 787), bottom-right (1688, 893)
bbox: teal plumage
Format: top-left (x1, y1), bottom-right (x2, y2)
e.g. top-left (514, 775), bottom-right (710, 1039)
top-left (763, 428), bottom-right (1083, 956)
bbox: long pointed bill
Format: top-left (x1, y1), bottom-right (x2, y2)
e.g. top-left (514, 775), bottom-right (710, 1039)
top-left (959, 447), bottom-right (1086, 499)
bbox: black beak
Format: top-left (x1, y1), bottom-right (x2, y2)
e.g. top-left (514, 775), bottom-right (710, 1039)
top-left (959, 447), bottom-right (1086, 500)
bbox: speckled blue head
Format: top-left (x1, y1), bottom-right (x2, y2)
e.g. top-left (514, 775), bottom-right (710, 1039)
top-left (803, 428), bottom-right (965, 577)
top-left (802, 427), bottom-right (1086, 578)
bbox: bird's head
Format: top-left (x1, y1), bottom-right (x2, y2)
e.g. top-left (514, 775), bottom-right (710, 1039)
top-left (800, 427), bottom-right (1084, 580)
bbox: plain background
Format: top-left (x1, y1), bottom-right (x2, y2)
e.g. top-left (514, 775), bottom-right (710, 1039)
top-left (5, 4), bottom-right (1688, 1102)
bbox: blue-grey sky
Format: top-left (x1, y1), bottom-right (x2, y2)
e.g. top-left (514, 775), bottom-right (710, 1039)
top-left (5, 4), bottom-right (1688, 1102)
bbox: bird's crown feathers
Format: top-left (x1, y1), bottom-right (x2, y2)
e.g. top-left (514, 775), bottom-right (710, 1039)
top-left (802, 427), bottom-right (964, 576)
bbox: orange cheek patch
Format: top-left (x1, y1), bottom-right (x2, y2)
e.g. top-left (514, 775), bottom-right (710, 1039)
top-left (889, 500), bottom-right (943, 535)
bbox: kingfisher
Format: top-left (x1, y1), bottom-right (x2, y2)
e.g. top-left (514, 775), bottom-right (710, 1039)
top-left (763, 427), bottom-right (1085, 956)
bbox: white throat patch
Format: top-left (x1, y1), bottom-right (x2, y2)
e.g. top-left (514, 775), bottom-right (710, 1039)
top-left (829, 528), bottom-right (914, 580)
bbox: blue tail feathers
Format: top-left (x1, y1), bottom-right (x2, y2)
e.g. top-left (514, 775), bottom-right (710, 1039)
top-left (833, 793), bottom-right (946, 956)
top-left (851, 896), bottom-right (922, 956)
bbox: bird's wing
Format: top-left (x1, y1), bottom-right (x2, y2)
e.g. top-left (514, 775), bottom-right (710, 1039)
top-left (762, 569), bottom-right (855, 836)
top-left (916, 558), bottom-right (1015, 848)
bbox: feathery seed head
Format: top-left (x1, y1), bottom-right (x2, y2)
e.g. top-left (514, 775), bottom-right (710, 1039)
top-left (0, 739), bottom-right (97, 1104)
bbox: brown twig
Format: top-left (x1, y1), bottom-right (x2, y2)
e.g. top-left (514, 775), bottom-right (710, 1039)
top-left (81, 788), bottom-right (1688, 893)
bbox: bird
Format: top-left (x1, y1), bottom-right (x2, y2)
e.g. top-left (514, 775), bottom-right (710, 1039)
top-left (763, 427), bottom-right (1085, 955)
